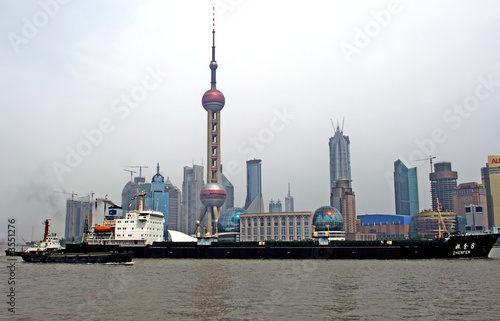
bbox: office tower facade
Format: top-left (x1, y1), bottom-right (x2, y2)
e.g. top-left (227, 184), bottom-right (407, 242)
top-left (453, 182), bottom-right (488, 229)
top-left (147, 164), bottom-right (169, 236)
top-left (165, 177), bottom-right (181, 231)
top-left (197, 14), bottom-right (227, 237)
top-left (121, 176), bottom-right (145, 211)
top-left (465, 205), bottom-right (486, 232)
top-left (482, 155), bottom-right (500, 230)
top-left (430, 162), bottom-right (458, 212)
top-left (329, 123), bottom-right (351, 189)
top-left (244, 159), bottom-right (264, 213)
top-left (221, 172), bottom-right (234, 213)
top-left (181, 165), bottom-right (204, 235)
top-left (394, 159), bottom-right (419, 215)
top-left (330, 179), bottom-right (356, 234)
top-left (65, 195), bottom-right (92, 240)
top-left (269, 200), bottom-right (282, 213)
top-left (285, 183), bottom-right (294, 212)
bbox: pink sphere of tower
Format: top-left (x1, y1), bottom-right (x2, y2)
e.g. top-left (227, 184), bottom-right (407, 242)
top-left (202, 89), bottom-right (225, 113)
top-left (200, 182), bottom-right (227, 208)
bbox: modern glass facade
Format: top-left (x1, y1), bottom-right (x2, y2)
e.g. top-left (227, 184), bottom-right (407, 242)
top-left (312, 206), bottom-right (344, 232)
top-left (218, 207), bottom-right (245, 233)
top-left (394, 160), bottom-right (419, 215)
top-left (244, 159), bottom-right (264, 213)
top-left (329, 124), bottom-right (351, 189)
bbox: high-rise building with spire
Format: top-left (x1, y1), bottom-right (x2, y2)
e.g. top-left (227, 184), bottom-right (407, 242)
top-left (329, 122), bottom-right (356, 234)
top-left (196, 9), bottom-right (227, 237)
top-left (329, 122), bottom-right (351, 189)
top-left (285, 183), bottom-right (294, 212)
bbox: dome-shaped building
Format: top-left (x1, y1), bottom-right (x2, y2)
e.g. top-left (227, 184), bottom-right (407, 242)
top-left (313, 206), bottom-right (345, 240)
top-left (217, 207), bottom-right (245, 241)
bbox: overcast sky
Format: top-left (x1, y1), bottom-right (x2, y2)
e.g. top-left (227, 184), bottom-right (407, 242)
top-left (2, 0), bottom-right (500, 241)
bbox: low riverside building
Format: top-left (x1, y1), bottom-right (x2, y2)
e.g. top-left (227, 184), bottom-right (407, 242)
top-left (357, 214), bottom-right (411, 240)
top-left (240, 211), bottom-right (313, 241)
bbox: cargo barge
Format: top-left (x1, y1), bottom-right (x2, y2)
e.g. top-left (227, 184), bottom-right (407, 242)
top-left (65, 233), bottom-right (500, 259)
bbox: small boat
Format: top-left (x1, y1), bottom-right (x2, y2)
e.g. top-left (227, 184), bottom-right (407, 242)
top-left (5, 219), bottom-right (63, 256)
top-left (21, 251), bottom-right (133, 263)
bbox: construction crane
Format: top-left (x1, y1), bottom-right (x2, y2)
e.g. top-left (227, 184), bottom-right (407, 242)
top-left (123, 169), bottom-right (136, 181)
top-left (127, 165), bottom-right (148, 178)
top-left (416, 155), bottom-right (436, 173)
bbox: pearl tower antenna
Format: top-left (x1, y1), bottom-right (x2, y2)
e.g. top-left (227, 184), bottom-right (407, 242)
top-left (195, 7), bottom-right (227, 240)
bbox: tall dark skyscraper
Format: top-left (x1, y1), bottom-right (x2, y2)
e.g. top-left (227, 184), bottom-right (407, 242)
top-left (197, 9), bottom-right (227, 237)
top-left (181, 165), bottom-right (204, 235)
top-left (329, 122), bottom-right (356, 234)
top-left (430, 162), bottom-right (457, 212)
top-left (329, 122), bottom-right (351, 189)
top-left (244, 159), bottom-right (264, 213)
top-left (394, 159), bottom-right (419, 215)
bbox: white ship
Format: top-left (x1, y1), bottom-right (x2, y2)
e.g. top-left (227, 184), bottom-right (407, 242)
top-left (85, 193), bottom-right (165, 246)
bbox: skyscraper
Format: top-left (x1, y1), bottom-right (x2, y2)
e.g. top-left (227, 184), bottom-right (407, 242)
top-left (394, 159), bottom-right (419, 215)
top-left (329, 123), bottom-right (356, 234)
top-left (285, 183), bottom-right (294, 212)
top-left (197, 11), bottom-right (227, 237)
top-left (430, 162), bottom-right (457, 212)
top-left (482, 155), bottom-right (500, 230)
top-left (65, 195), bottom-right (92, 240)
top-left (269, 199), bottom-right (282, 213)
top-left (330, 179), bottom-right (356, 234)
top-left (329, 122), bottom-right (351, 189)
top-left (244, 159), bottom-right (264, 213)
top-left (453, 182), bottom-right (488, 229)
top-left (220, 172), bottom-right (234, 213)
top-left (181, 165), bottom-right (204, 235)
top-left (165, 177), bottom-right (181, 231)
top-left (147, 163), bottom-right (169, 237)
top-left (121, 176), bottom-right (145, 211)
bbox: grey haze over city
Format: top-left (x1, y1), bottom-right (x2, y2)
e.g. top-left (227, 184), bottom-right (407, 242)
top-left (1, 0), bottom-right (500, 241)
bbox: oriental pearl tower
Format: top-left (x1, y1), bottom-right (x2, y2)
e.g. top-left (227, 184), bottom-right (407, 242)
top-left (196, 8), bottom-right (226, 238)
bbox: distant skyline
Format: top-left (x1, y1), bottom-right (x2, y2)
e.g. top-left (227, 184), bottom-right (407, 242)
top-left (2, 1), bottom-right (500, 240)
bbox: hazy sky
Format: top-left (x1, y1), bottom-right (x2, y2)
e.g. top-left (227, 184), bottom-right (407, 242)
top-left (2, 0), bottom-right (500, 241)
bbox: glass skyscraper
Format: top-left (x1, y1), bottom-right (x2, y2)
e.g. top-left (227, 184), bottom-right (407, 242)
top-left (394, 160), bottom-right (419, 215)
top-left (244, 159), bottom-right (264, 213)
top-left (329, 123), bottom-right (351, 189)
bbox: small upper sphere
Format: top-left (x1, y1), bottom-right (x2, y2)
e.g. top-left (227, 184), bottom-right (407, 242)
top-left (210, 61), bottom-right (218, 69)
top-left (202, 89), bottom-right (225, 112)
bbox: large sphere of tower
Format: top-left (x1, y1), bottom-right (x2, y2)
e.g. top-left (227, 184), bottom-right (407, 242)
top-left (200, 182), bottom-right (227, 208)
top-left (202, 89), bottom-right (225, 113)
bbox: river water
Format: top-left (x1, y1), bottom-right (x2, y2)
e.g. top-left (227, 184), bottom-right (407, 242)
top-left (2, 248), bottom-right (500, 320)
